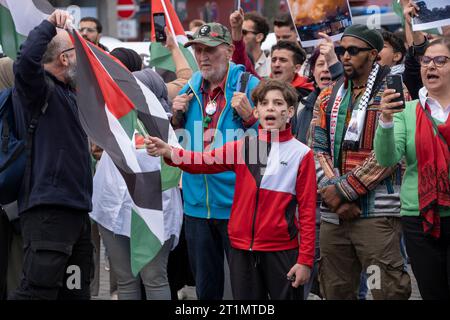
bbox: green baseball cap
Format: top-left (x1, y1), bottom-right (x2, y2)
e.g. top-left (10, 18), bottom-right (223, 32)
top-left (184, 23), bottom-right (232, 48)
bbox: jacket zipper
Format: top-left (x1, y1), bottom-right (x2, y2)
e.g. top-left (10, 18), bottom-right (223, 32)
top-left (249, 187), bottom-right (260, 251)
top-left (189, 66), bottom-right (231, 220)
top-left (204, 75), bottom-right (230, 219)
top-left (189, 83), bottom-right (213, 219)
top-left (249, 138), bottom-right (271, 251)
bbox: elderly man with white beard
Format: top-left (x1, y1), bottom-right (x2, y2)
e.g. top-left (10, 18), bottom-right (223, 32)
top-left (9, 10), bottom-right (93, 300)
top-left (170, 22), bottom-right (260, 300)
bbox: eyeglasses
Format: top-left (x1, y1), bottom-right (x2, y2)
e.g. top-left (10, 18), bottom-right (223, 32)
top-left (335, 46), bottom-right (372, 56)
top-left (79, 27), bottom-right (97, 33)
top-left (60, 47), bottom-right (75, 55)
top-left (242, 29), bottom-right (258, 36)
top-left (420, 55), bottom-right (450, 68)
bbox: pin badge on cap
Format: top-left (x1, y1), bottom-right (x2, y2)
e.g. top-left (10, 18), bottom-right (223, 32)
top-left (199, 25), bottom-right (211, 36)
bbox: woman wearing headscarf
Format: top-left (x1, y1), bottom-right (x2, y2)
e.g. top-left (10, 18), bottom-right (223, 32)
top-left (91, 46), bottom-right (184, 300)
top-left (132, 28), bottom-right (195, 300)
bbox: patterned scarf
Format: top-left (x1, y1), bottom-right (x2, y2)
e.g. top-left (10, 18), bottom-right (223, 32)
top-left (416, 102), bottom-right (450, 238)
top-left (342, 63), bottom-right (380, 150)
top-left (390, 64), bottom-right (405, 75)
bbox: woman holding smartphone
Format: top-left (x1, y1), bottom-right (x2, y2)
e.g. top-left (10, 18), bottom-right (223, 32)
top-left (374, 37), bottom-right (450, 300)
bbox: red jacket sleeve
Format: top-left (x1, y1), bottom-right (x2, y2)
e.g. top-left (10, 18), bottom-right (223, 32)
top-left (165, 141), bottom-right (239, 174)
top-left (295, 150), bottom-right (317, 267)
top-left (231, 39), bottom-right (261, 79)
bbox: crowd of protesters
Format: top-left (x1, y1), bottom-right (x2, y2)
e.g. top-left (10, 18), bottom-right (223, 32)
top-left (1, 0), bottom-right (449, 301)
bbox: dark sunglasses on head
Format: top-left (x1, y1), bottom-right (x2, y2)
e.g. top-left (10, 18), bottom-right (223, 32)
top-left (79, 27), bottom-right (97, 33)
top-left (335, 46), bottom-right (372, 56)
top-left (420, 55), bottom-right (450, 68)
top-left (242, 29), bottom-right (257, 36)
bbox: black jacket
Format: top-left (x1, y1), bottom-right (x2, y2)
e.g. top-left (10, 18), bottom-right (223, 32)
top-left (404, 39), bottom-right (428, 100)
top-left (293, 86), bottom-right (321, 144)
top-left (13, 20), bottom-right (92, 213)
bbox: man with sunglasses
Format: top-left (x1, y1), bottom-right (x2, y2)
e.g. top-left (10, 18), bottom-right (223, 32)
top-left (230, 9), bottom-right (270, 78)
top-left (313, 24), bottom-right (412, 299)
top-left (9, 10), bottom-right (93, 300)
top-left (79, 17), bottom-right (108, 52)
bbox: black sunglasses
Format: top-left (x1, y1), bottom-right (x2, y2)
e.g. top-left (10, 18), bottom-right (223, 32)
top-left (335, 46), bottom-right (372, 56)
top-left (242, 29), bottom-right (258, 36)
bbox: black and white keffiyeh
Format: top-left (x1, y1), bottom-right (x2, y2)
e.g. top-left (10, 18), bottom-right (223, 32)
top-left (342, 63), bottom-right (380, 150)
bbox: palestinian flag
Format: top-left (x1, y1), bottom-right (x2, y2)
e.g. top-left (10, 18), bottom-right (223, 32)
top-left (0, 0), bottom-right (54, 59)
top-left (149, 0), bottom-right (198, 73)
top-left (73, 30), bottom-right (181, 275)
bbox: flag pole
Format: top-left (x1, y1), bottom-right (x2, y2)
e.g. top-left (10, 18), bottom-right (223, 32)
top-left (285, 0), bottom-right (300, 42)
top-left (237, 0), bottom-right (241, 9)
top-left (160, 0), bottom-right (180, 49)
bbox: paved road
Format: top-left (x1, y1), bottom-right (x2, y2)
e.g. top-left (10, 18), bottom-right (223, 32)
top-left (92, 242), bottom-right (422, 300)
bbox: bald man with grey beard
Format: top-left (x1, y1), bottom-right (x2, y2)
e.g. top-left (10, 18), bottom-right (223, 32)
top-left (9, 10), bottom-right (93, 300)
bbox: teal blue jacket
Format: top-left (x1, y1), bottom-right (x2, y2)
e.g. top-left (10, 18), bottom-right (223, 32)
top-left (178, 62), bottom-right (260, 219)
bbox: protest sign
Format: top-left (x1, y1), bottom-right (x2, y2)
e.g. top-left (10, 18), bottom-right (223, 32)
top-left (412, 0), bottom-right (450, 31)
top-left (288, 0), bottom-right (353, 47)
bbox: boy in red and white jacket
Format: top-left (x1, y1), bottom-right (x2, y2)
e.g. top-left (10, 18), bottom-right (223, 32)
top-left (146, 80), bottom-right (316, 300)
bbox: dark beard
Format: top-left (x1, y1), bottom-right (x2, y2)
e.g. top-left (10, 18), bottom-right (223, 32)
top-left (246, 41), bottom-right (256, 54)
top-left (345, 67), bottom-right (357, 79)
top-left (347, 55), bottom-right (371, 80)
top-left (68, 78), bottom-right (76, 90)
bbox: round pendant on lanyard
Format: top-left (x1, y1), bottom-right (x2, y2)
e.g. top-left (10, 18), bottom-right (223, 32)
top-left (205, 100), bottom-right (217, 116)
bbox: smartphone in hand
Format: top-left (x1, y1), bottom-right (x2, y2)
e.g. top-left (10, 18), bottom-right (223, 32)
top-left (386, 74), bottom-right (405, 110)
top-left (153, 13), bottom-right (167, 43)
